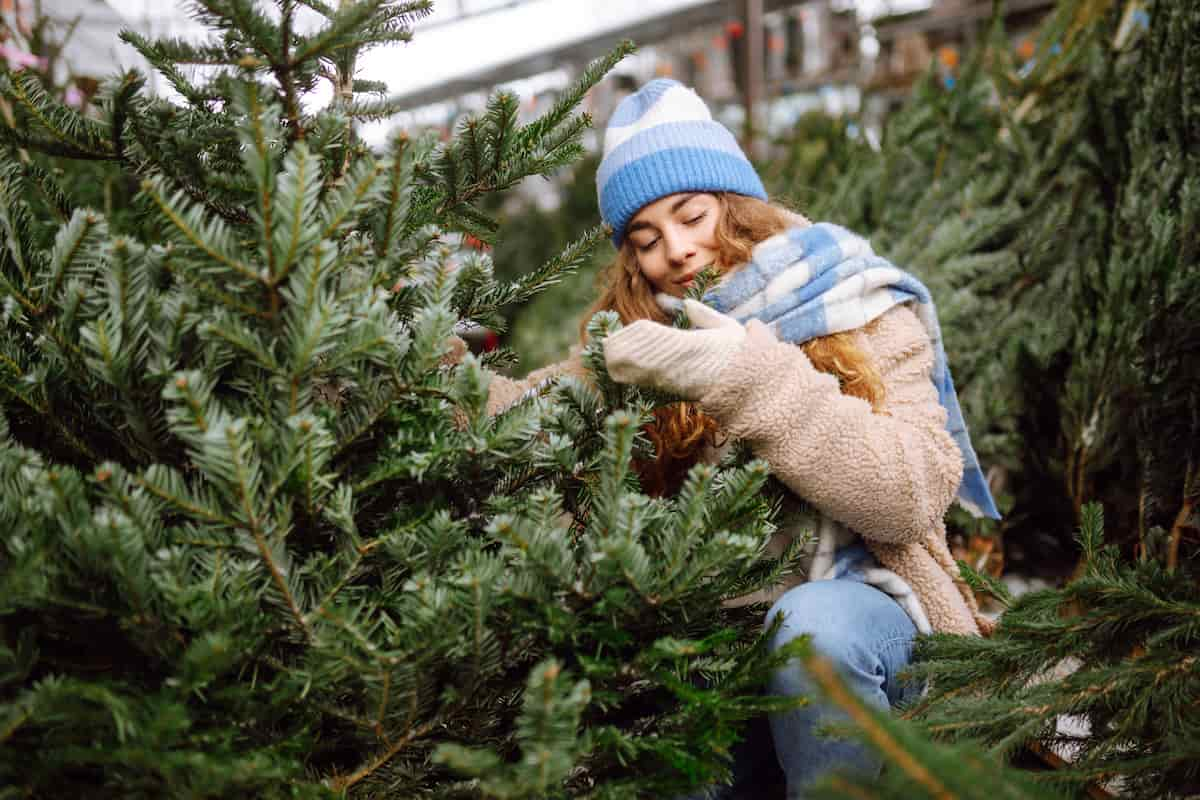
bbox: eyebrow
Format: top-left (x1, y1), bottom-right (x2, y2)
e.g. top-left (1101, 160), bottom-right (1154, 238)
top-left (626, 193), bottom-right (701, 235)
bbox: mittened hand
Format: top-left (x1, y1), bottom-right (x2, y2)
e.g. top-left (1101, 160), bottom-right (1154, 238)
top-left (603, 299), bottom-right (746, 400)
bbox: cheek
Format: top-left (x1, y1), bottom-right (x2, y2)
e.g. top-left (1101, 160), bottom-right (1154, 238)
top-left (636, 255), bottom-right (673, 292)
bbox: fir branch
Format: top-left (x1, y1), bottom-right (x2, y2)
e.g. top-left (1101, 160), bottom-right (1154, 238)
top-left (502, 223), bottom-right (604, 306)
top-left (140, 176), bottom-right (261, 284)
top-left (271, 140), bottom-right (322, 283)
top-left (485, 90), bottom-right (519, 179)
top-left (128, 33), bottom-right (231, 65)
top-left (249, 520), bottom-right (314, 643)
top-left (118, 31), bottom-right (217, 107)
top-left (42, 208), bottom-right (105, 311)
top-left (956, 559), bottom-right (1014, 608)
top-left (802, 649), bottom-right (952, 799)
top-left (0, 272), bottom-right (38, 319)
top-left (328, 718), bottom-right (439, 791)
top-left (341, 94), bottom-right (413, 122)
top-left (374, 133), bottom-right (415, 259)
top-left (290, 0), bottom-right (389, 65)
top-left (3, 69), bottom-right (112, 157)
top-left (159, 247), bottom-right (272, 320)
top-left (320, 156), bottom-right (382, 240)
top-left (0, 127), bottom-right (114, 161)
top-left (330, 378), bottom-right (404, 457)
top-left (135, 466), bottom-right (240, 529)
top-left (377, 0), bottom-right (435, 26)
top-left (352, 79), bottom-right (387, 94)
top-left (0, 169), bottom-right (39, 293)
top-left (197, 314), bottom-right (280, 371)
top-left (517, 40), bottom-right (634, 147)
top-left (189, 0), bottom-right (282, 63)
top-left (293, 0), bottom-right (336, 16)
top-left (106, 71), bottom-right (143, 162)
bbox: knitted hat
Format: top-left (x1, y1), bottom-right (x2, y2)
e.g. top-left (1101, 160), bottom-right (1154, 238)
top-left (597, 78), bottom-right (767, 246)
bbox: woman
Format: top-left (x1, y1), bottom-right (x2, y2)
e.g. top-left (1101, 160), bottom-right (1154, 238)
top-left (485, 78), bottom-right (998, 797)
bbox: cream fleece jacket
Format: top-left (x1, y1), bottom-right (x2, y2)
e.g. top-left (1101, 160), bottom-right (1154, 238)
top-left (698, 305), bottom-right (985, 635)
top-left (484, 303), bottom-right (987, 636)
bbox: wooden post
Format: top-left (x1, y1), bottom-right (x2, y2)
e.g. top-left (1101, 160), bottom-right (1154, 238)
top-left (743, 0), bottom-right (764, 159)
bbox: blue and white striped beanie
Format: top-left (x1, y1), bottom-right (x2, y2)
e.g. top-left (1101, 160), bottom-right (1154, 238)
top-left (597, 78), bottom-right (767, 246)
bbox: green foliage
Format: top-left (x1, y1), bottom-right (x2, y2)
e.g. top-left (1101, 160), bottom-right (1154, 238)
top-left (433, 659), bottom-right (592, 799)
top-left (0, 3), bottom-right (795, 798)
top-left (909, 503), bottom-right (1200, 798)
top-left (760, 110), bottom-right (872, 215)
top-left (495, 154), bottom-right (615, 373)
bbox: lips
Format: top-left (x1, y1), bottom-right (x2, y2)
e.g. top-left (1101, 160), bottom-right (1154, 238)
top-left (674, 262), bottom-right (717, 286)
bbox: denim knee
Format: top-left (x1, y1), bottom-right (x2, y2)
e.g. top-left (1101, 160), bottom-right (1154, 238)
top-left (763, 580), bottom-right (915, 675)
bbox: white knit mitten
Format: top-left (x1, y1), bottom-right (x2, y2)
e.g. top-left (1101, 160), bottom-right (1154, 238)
top-left (603, 299), bottom-right (746, 400)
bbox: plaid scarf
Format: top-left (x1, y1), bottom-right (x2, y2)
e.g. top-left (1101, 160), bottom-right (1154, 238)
top-left (703, 222), bottom-right (1000, 520)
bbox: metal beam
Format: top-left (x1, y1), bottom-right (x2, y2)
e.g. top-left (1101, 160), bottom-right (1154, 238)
top-left (873, 0), bottom-right (1055, 39)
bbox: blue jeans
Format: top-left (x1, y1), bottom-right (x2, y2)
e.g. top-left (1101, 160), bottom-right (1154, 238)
top-left (680, 578), bottom-right (920, 799)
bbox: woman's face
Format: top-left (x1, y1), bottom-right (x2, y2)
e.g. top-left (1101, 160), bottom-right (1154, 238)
top-left (626, 192), bottom-right (722, 297)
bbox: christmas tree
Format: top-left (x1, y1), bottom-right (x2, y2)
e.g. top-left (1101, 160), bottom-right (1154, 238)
top-left (0, 3), bottom-right (811, 796)
top-left (789, 0), bottom-right (1198, 573)
top-left (789, 1), bottom-right (1198, 795)
top-left (908, 504), bottom-right (1199, 798)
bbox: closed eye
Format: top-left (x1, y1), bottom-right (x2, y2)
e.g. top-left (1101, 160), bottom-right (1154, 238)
top-left (636, 238), bottom-right (659, 253)
top-left (684, 212), bottom-right (707, 225)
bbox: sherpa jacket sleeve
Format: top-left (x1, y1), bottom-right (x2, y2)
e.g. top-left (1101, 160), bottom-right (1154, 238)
top-left (698, 302), bottom-right (964, 545)
top-left (483, 348), bottom-right (589, 416)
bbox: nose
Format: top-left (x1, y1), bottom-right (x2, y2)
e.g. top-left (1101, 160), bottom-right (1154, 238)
top-left (663, 229), bottom-right (696, 268)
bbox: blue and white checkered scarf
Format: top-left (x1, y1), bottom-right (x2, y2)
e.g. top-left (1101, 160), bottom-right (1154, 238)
top-left (703, 222), bottom-right (1000, 520)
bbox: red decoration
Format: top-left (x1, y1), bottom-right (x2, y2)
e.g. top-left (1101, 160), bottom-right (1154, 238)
top-left (483, 330), bottom-right (499, 352)
top-left (463, 234), bottom-right (491, 252)
top-left (725, 21), bottom-right (745, 39)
